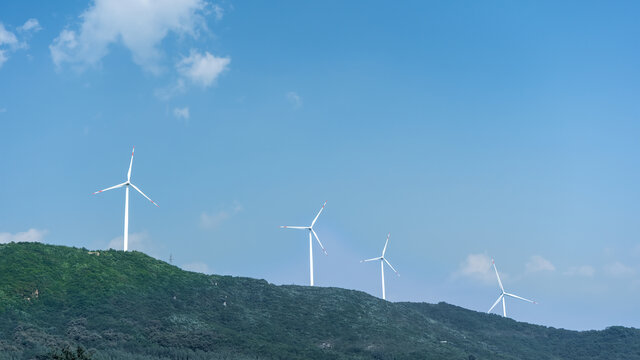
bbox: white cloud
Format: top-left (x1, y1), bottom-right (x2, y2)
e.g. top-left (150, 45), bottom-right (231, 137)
top-left (154, 79), bottom-right (187, 100)
top-left (182, 261), bottom-right (212, 274)
top-left (0, 24), bottom-right (18, 46)
top-left (0, 50), bottom-right (7, 68)
top-left (564, 265), bottom-right (595, 277)
top-left (200, 201), bottom-right (243, 229)
top-left (604, 262), bottom-right (636, 277)
top-left (0, 228), bottom-right (48, 243)
top-left (50, 30), bottom-right (77, 67)
top-left (173, 106), bottom-right (190, 120)
top-left (212, 4), bottom-right (224, 21)
top-left (454, 253), bottom-right (498, 284)
top-left (156, 50), bottom-right (229, 100)
top-left (525, 255), bottom-right (555, 273)
top-left (286, 91), bottom-right (302, 109)
top-left (0, 23), bottom-right (20, 68)
top-left (177, 49), bottom-right (230, 87)
top-left (20, 19), bottom-right (42, 33)
top-left (49, 0), bottom-right (208, 73)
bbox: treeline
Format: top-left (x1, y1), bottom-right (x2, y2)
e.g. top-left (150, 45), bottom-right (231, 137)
top-left (0, 243), bottom-right (638, 360)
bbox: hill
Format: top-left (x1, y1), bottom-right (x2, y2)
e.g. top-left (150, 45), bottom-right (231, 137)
top-left (0, 242), bottom-right (638, 359)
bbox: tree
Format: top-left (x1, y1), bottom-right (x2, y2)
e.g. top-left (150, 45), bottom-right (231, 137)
top-left (48, 346), bottom-right (92, 360)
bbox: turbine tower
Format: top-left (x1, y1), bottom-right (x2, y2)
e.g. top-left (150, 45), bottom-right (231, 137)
top-left (280, 201), bottom-right (328, 286)
top-left (92, 147), bottom-right (159, 251)
top-left (487, 258), bottom-right (536, 317)
top-left (361, 233), bottom-right (399, 300)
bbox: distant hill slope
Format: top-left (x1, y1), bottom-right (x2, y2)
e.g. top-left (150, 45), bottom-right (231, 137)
top-left (0, 243), bottom-right (638, 359)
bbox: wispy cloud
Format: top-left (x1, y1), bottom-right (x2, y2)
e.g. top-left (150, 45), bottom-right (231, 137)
top-left (0, 50), bottom-right (7, 68)
top-left (0, 23), bottom-right (18, 46)
top-left (212, 4), bottom-right (224, 21)
top-left (173, 106), bottom-right (190, 121)
top-left (0, 20), bottom-right (37, 68)
top-left (49, 0), bottom-right (209, 73)
top-left (156, 49), bottom-right (230, 100)
top-left (0, 228), bottom-right (48, 243)
top-left (20, 19), bottom-right (41, 33)
top-left (200, 201), bottom-right (243, 229)
top-left (525, 255), bottom-right (555, 273)
top-left (604, 262), bottom-right (636, 277)
top-left (155, 79), bottom-right (187, 100)
top-left (564, 265), bottom-right (595, 277)
top-left (177, 49), bottom-right (230, 87)
top-left (454, 253), bottom-right (498, 284)
top-left (286, 91), bottom-right (302, 109)
top-left (0, 24), bottom-right (19, 47)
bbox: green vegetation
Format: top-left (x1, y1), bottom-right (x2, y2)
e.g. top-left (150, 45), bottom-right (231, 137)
top-left (0, 242), bottom-right (638, 359)
top-left (39, 346), bottom-right (93, 360)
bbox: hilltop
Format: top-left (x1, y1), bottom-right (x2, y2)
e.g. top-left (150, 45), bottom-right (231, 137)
top-left (0, 242), bottom-right (638, 359)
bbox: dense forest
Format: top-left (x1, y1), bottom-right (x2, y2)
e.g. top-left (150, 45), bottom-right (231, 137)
top-left (0, 243), bottom-right (638, 359)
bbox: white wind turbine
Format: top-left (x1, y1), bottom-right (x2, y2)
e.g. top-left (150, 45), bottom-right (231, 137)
top-left (361, 233), bottom-right (399, 300)
top-left (487, 258), bottom-right (536, 317)
top-left (280, 201), bottom-right (328, 286)
top-left (92, 147), bottom-right (159, 252)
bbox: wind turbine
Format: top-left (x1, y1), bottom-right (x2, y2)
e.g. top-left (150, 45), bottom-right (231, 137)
top-left (280, 201), bottom-right (328, 286)
top-left (92, 147), bottom-right (159, 251)
top-left (487, 258), bottom-right (536, 317)
top-left (361, 233), bottom-right (399, 300)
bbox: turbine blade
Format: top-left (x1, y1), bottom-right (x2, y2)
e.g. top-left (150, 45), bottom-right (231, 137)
top-left (488, 294), bottom-right (503, 313)
top-left (92, 182), bottom-right (127, 195)
top-left (311, 201), bottom-right (327, 227)
top-left (360, 257), bottom-right (382, 263)
top-left (492, 259), bottom-right (505, 292)
top-left (280, 226), bottom-right (308, 229)
top-left (129, 183), bottom-right (159, 207)
top-left (127, 146), bottom-right (135, 181)
top-left (384, 258), bottom-right (399, 276)
top-left (505, 293), bottom-right (536, 304)
top-left (311, 229), bottom-right (327, 255)
top-left (382, 233), bottom-right (390, 256)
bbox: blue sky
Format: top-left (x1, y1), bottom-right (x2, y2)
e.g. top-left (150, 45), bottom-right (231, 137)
top-left (1, 0), bottom-right (639, 331)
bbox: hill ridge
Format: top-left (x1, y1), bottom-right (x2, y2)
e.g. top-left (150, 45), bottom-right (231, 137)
top-left (0, 242), bottom-right (638, 359)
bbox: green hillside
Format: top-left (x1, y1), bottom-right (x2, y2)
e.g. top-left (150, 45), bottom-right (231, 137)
top-left (0, 242), bottom-right (638, 359)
